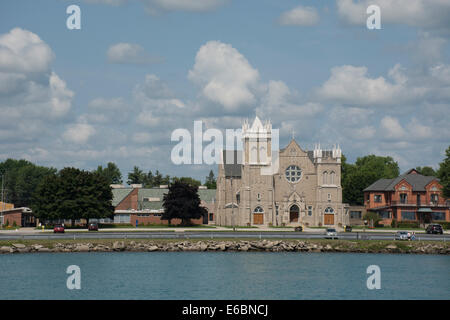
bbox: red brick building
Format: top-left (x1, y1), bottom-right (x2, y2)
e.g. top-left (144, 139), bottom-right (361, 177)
top-left (111, 186), bottom-right (216, 226)
top-left (0, 202), bottom-right (35, 227)
top-left (363, 169), bottom-right (449, 225)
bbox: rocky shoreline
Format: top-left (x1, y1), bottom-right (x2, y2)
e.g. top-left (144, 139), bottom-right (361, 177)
top-left (1, 239), bottom-right (449, 254)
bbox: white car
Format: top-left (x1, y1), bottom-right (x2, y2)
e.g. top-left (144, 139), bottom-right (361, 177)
top-left (325, 228), bottom-right (338, 239)
top-left (395, 231), bottom-right (410, 240)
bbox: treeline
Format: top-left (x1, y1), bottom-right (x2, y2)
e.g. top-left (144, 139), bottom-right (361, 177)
top-left (0, 159), bottom-right (217, 208)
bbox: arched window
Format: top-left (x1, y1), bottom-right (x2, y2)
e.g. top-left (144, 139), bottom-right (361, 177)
top-left (253, 206), bottom-right (264, 213)
top-left (323, 171), bottom-right (328, 185)
top-left (330, 171), bottom-right (335, 185)
top-left (324, 207), bottom-right (334, 214)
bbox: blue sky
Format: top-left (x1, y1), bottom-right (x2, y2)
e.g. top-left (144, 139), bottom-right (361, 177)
top-left (0, 0), bottom-right (449, 182)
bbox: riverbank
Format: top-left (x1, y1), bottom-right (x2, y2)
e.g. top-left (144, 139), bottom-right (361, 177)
top-left (0, 239), bottom-right (449, 254)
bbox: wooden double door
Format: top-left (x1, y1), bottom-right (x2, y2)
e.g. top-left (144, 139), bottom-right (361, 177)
top-left (324, 214), bottom-right (335, 225)
top-left (253, 213), bottom-right (264, 225)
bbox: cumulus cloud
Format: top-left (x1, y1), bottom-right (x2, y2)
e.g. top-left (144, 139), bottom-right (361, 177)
top-left (316, 64), bottom-right (428, 107)
top-left (107, 43), bottom-right (163, 64)
top-left (188, 41), bottom-right (260, 112)
top-left (0, 28), bottom-right (74, 144)
top-left (278, 6), bottom-right (319, 26)
top-left (63, 123), bottom-right (96, 144)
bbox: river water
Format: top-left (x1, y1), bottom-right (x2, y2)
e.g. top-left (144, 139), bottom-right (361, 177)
top-left (0, 252), bottom-right (448, 299)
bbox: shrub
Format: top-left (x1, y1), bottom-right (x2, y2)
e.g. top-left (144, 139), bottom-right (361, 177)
top-left (12, 221), bottom-right (17, 227)
top-left (397, 221), bottom-right (419, 228)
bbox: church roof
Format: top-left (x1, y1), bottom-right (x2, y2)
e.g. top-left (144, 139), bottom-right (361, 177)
top-left (222, 150), bottom-right (242, 177)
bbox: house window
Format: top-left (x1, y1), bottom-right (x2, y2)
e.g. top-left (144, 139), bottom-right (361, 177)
top-left (378, 211), bottom-right (391, 219)
top-left (209, 213), bottom-right (214, 221)
top-left (350, 211), bottom-right (362, 219)
top-left (275, 205), bottom-right (279, 216)
top-left (431, 194), bottom-right (439, 203)
top-left (327, 193), bottom-right (331, 202)
top-left (400, 193), bottom-right (407, 204)
top-left (432, 212), bottom-right (445, 220)
top-left (308, 206), bottom-right (313, 216)
top-left (236, 192), bottom-right (240, 204)
top-left (401, 211), bottom-right (416, 220)
top-left (257, 193), bottom-right (261, 201)
top-left (374, 195), bottom-right (382, 203)
top-left (330, 171), bottom-right (335, 185)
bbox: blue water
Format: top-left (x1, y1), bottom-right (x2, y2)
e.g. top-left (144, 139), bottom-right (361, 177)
top-left (0, 252), bottom-right (448, 299)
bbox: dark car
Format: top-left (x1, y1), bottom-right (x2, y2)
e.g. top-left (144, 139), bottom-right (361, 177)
top-left (53, 224), bottom-right (65, 233)
top-left (294, 226), bottom-right (303, 232)
top-left (88, 223), bottom-right (99, 231)
top-left (344, 225), bottom-right (352, 232)
top-left (426, 224), bottom-right (443, 234)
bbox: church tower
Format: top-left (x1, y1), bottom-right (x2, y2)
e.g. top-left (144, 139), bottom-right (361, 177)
top-left (242, 116), bottom-right (272, 165)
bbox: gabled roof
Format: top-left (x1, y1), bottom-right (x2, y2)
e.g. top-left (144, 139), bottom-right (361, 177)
top-left (363, 169), bottom-right (438, 192)
top-left (111, 188), bottom-right (133, 206)
top-left (136, 188), bottom-right (216, 211)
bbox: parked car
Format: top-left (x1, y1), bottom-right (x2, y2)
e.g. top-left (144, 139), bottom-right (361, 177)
top-left (88, 223), bottom-right (99, 231)
top-left (325, 228), bottom-right (338, 239)
top-left (294, 226), bottom-right (303, 232)
top-left (53, 224), bottom-right (65, 233)
top-left (395, 231), bottom-right (409, 240)
top-left (426, 224), bottom-right (443, 234)
top-left (344, 225), bottom-right (352, 232)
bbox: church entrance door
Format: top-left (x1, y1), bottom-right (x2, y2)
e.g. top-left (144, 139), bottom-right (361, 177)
top-left (253, 214), bottom-right (264, 225)
top-left (324, 214), bottom-right (334, 225)
top-left (290, 205), bottom-right (299, 223)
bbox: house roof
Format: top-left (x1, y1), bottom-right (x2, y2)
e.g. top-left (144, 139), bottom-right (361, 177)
top-left (111, 188), bottom-right (133, 207)
top-left (363, 169), bottom-right (438, 192)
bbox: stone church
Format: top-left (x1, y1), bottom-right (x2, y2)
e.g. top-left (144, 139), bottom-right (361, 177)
top-left (215, 116), bottom-right (349, 227)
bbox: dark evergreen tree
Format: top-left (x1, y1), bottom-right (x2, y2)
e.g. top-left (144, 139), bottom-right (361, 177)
top-left (95, 162), bottom-right (122, 184)
top-left (205, 170), bottom-right (216, 189)
top-left (162, 181), bottom-right (207, 226)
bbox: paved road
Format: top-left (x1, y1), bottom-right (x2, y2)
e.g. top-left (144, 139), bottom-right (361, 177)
top-left (0, 231), bottom-right (448, 241)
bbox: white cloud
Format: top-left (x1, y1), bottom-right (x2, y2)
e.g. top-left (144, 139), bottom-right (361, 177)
top-left (316, 64), bottom-right (427, 107)
top-left (278, 6), bottom-right (319, 26)
top-left (0, 28), bottom-right (54, 73)
top-left (188, 41), bottom-right (260, 111)
top-left (0, 28), bottom-right (74, 143)
top-left (63, 123), bottom-right (96, 144)
top-left (380, 116), bottom-right (406, 139)
top-left (107, 43), bottom-right (163, 64)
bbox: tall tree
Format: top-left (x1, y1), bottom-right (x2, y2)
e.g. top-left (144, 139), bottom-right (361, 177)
top-left (153, 170), bottom-right (163, 187)
top-left (415, 166), bottom-right (436, 176)
top-left (162, 181), bottom-right (207, 226)
top-left (205, 170), bottom-right (216, 189)
top-left (127, 166), bottom-right (145, 185)
top-left (95, 162), bottom-right (123, 185)
top-left (342, 154), bottom-right (400, 205)
top-left (437, 146), bottom-right (450, 198)
top-left (172, 176), bottom-right (202, 187)
top-left (0, 159), bottom-right (56, 207)
top-left (32, 168), bottom-right (114, 226)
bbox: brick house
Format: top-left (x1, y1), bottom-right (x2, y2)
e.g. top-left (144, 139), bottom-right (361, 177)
top-left (0, 202), bottom-right (35, 227)
top-left (110, 185), bottom-right (216, 226)
top-left (363, 169), bottom-right (449, 226)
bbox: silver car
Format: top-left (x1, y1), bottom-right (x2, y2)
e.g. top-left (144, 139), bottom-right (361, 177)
top-left (325, 228), bottom-right (338, 239)
top-left (395, 231), bottom-right (410, 240)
